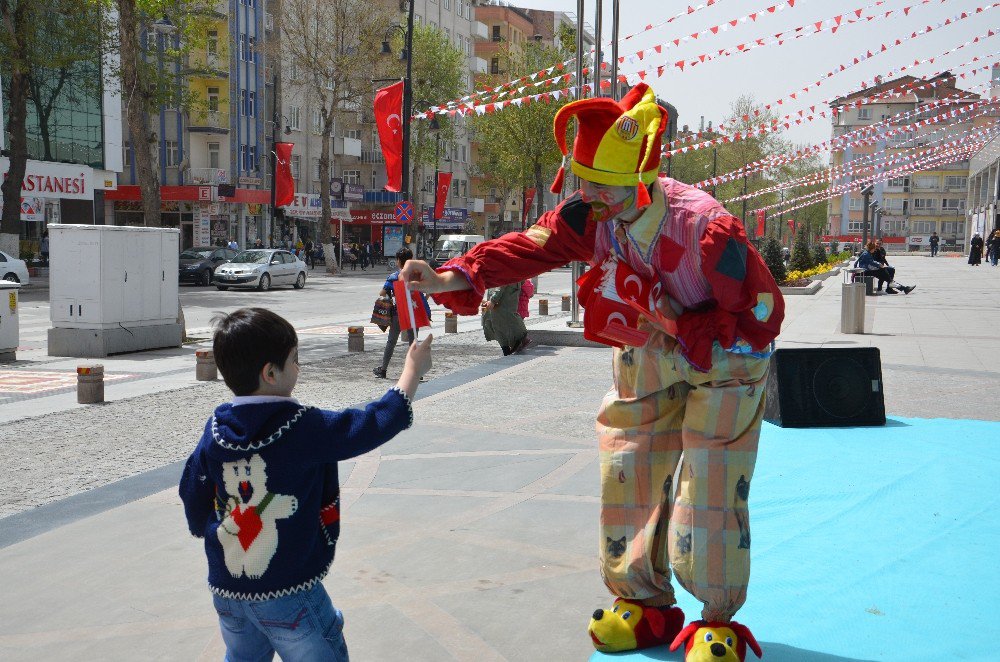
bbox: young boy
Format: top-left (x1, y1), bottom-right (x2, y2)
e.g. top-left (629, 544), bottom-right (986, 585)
top-left (180, 307), bottom-right (432, 661)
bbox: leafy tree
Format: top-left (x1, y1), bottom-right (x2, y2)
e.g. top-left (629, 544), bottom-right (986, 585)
top-left (107, 0), bottom-right (213, 227)
top-left (811, 242), bottom-right (827, 266)
top-left (0, 0), bottom-right (101, 252)
top-left (469, 39), bottom-right (571, 235)
top-left (761, 236), bottom-right (787, 283)
top-left (790, 227), bottom-right (814, 271)
top-left (281, 0), bottom-right (394, 263)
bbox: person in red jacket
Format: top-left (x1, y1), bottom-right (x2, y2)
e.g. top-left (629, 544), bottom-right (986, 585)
top-left (400, 83), bottom-right (782, 660)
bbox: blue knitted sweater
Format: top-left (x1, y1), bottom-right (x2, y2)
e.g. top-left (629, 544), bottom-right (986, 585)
top-left (179, 388), bottom-right (412, 601)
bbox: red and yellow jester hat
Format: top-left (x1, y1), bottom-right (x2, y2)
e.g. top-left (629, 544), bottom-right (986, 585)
top-left (550, 82), bottom-right (668, 207)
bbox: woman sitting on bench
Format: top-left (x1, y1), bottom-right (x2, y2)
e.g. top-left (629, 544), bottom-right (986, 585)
top-left (857, 241), bottom-right (915, 294)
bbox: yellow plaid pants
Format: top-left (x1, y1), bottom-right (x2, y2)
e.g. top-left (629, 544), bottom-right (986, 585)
top-left (596, 330), bottom-right (769, 622)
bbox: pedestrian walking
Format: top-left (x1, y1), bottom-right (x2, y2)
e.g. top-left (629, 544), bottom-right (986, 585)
top-left (400, 83), bottom-right (783, 657)
top-left (986, 230), bottom-right (1000, 267)
top-left (969, 233), bottom-right (984, 266)
top-left (40, 231), bottom-right (49, 266)
top-left (180, 307), bottom-right (432, 662)
top-left (304, 239), bottom-right (314, 269)
top-left (518, 278), bottom-right (535, 319)
top-left (349, 243), bottom-right (360, 271)
top-left (482, 282), bottom-right (530, 355)
top-left (929, 232), bottom-right (939, 257)
top-left (373, 248), bottom-right (431, 379)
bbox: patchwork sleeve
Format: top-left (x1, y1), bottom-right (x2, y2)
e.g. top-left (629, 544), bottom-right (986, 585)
top-left (675, 215), bottom-right (784, 371)
top-left (432, 193), bottom-right (597, 315)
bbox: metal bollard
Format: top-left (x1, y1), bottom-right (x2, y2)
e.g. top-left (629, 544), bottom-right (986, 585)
top-left (561, 295), bottom-right (571, 312)
top-left (195, 349), bottom-right (218, 381)
top-left (348, 326), bottom-right (365, 352)
top-left (538, 299), bottom-right (549, 316)
top-left (77, 364), bottom-right (105, 404)
top-left (445, 312), bottom-right (458, 333)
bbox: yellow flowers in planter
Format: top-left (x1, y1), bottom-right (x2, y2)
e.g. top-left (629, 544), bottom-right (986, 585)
top-left (786, 264), bottom-right (833, 281)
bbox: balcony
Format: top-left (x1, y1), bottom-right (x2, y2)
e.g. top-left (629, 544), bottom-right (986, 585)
top-left (185, 53), bottom-right (228, 80)
top-left (190, 111), bottom-right (230, 134)
top-left (473, 21), bottom-right (489, 39)
top-left (911, 207), bottom-right (938, 216)
top-left (189, 167), bottom-right (228, 184)
top-left (361, 149), bottom-right (384, 164)
top-left (333, 137), bottom-right (362, 158)
top-left (473, 57), bottom-right (488, 74)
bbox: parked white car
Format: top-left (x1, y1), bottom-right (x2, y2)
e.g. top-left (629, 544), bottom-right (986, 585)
top-left (213, 249), bottom-right (307, 291)
top-left (0, 250), bottom-right (30, 285)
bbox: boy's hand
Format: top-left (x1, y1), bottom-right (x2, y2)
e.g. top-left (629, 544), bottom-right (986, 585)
top-left (406, 334), bottom-right (433, 378)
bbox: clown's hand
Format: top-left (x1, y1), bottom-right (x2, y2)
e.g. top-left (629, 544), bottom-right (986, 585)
top-left (400, 260), bottom-right (471, 294)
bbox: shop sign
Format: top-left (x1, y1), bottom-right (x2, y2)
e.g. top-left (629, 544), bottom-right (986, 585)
top-left (908, 235), bottom-right (930, 245)
top-left (349, 209), bottom-right (395, 225)
top-left (238, 176), bottom-right (262, 186)
top-left (422, 206), bottom-right (469, 230)
top-left (286, 193), bottom-right (322, 218)
top-left (344, 183), bottom-right (364, 201)
top-left (19, 197), bottom-right (44, 222)
top-left (196, 206), bottom-right (212, 246)
top-left (0, 158), bottom-right (93, 201)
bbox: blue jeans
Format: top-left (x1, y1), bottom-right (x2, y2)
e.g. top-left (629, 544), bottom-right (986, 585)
top-left (212, 583), bottom-right (349, 661)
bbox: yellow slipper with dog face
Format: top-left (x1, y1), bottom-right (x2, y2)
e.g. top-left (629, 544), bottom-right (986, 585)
top-left (669, 620), bottom-right (763, 662)
top-left (588, 598), bottom-right (685, 653)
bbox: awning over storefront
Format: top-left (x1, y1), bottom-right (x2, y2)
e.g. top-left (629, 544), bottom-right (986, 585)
top-left (105, 185), bottom-right (270, 204)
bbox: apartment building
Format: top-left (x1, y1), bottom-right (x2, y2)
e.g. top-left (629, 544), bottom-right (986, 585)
top-left (966, 64), bottom-right (1000, 238)
top-left (112, 0), bottom-right (272, 249)
top-left (826, 73), bottom-right (993, 252)
top-left (472, 1), bottom-right (595, 235)
top-left (278, 0), bottom-right (483, 256)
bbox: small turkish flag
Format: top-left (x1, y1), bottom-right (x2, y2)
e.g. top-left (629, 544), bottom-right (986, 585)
top-left (393, 280), bottom-right (430, 332)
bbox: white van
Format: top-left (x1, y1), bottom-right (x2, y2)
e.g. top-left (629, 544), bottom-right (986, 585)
top-left (430, 234), bottom-right (486, 268)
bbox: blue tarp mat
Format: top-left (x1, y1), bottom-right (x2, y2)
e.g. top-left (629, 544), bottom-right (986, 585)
top-left (591, 418), bottom-right (1000, 662)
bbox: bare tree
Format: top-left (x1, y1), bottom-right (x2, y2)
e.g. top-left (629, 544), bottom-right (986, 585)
top-left (281, 0), bottom-right (393, 270)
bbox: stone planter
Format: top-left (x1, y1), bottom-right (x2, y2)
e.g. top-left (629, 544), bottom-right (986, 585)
top-left (809, 266), bottom-right (841, 282)
top-left (779, 280), bottom-right (823, 295)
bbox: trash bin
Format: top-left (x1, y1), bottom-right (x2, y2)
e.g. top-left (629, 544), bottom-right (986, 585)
top-left (0, 278), bottom-right (21, 362)
top-left (841, 269), bottom-right (865, 334)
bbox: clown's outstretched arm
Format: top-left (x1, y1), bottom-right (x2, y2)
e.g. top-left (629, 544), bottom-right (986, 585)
top-left (400, 193), bottom-right (596, 315)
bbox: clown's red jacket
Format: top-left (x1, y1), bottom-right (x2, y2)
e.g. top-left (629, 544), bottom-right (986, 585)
top-left (432, 177), bottom-right (784, 371)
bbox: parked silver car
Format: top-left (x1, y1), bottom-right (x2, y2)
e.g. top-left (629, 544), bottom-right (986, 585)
top-left (213, 249), bottom-right (307, 291)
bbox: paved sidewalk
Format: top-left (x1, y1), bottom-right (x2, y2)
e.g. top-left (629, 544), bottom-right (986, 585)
top-left (1, 255), bottom-right (998, 660)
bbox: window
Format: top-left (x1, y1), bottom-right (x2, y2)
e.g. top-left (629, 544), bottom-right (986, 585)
top-left (492, 25), bottom-right (501, 41)
top-left (887, 176), bottom-right (908, 188)
top-left (247, 36), bottom-right (256, 63)
top-left (444, 0), bottom-right (450, 9)
top-left (942, 199), bottom-right (965, 211)
top-left (430, 20), bottom-right (437, 30)
top-left (914, 175), bottom-right (938, 190)
top-left (207, 87), bottom-right (220, 113)
top-left (885, 197), bottom-right (906, 212)
top-left (857, 108), bottom-right (872, 120)
top-left (207, 30), bottom-right (218, 55)
top-left (342, 170), bottom-right (361, 185)
top-left (246, 146), bottom-right (257, 171)
top-left (313, 158), bottom-right (321, 181)
top-left (239, 90), bottom-right (246, 116)
top-left (239, 35), bottom-right (247, 61)
top-left (289, 61), bottom-right (298, 80)
top-left (460, 179), bottom-right (467, 197)
top-left (343, 129), bottom-right (362, 140)
top-left (165, 140), bottom-right (179, 166)
top-left (290, 155), bottom-right (301, 181)
top-left (312, 109), bottom-right (323, 134)
top-left (942, 221), bottom-right (965, 235)
top-left (415, 13), bottom-right (421, 24)
top-left (460, 145), bottom-right (467, 163)
top-left (491, 57), bottom-right (500, 74)
top-left (445, 28), bottom-right (450, 42)
top-left (911, 221), bottom-right (935, 234)
top-left (848, 221), bottom-right (865, 232)
top-left (123, 146), bottom-right (131, 167)
top-left (208, 142), bottom-right (220, 169)
top-left (913, 198), bottom-right (936, 210)
top-left (246, 91), bottom-right (256, 117)
top-left (452, 178), bottom-right (459, 196)
top-left (289, 105), bottom-right (301, 130)
top-left (945, 176), bottom-right (968, 189)
top-left (848, 198), bottom-right (861, 211)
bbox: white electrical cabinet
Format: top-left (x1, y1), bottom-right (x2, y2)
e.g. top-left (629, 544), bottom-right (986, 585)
top-left (48, 225), bottom-right (182, 357)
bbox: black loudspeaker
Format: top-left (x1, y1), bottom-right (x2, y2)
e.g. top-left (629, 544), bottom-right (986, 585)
top-left (764, 348), bottom-right (885, 427)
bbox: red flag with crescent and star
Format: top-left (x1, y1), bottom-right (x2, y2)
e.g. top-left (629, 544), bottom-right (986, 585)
top-left (274, 142), bottom-right (294, 207)
top-left (375, 81), bottom-right (405, 192)
top-left (756, 209), bottom-right (766, 238)
top-left (435, 172), bottom-right (452, 220)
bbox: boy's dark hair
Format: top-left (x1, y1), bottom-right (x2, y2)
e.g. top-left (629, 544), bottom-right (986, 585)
top-left (211, 308), bottom-right (298, 395)
top-left (395, 247), bottom-right (413, 263)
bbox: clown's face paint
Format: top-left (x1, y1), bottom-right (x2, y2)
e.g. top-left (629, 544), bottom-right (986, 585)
top-left (580, 181), bottom-right (636, 222)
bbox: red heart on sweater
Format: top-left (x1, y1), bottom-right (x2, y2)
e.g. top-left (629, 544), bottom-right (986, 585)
top-left (231, 505), bottom-right (262, 551)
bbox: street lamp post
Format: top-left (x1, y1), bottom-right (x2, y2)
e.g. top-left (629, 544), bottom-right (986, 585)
top-left (861, 184), bottom-right (874, 248)
top-left (381, 0), bottom-right (415, 199)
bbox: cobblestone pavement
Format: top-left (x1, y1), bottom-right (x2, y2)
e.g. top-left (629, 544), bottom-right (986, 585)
top-left (0, 321), bottom-right (559, 519)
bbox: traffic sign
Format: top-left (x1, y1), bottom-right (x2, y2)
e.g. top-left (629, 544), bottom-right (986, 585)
top-left (394, 200), bottom-right (414, 224)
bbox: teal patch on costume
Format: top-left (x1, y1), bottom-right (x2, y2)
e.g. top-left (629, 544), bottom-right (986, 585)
top-left (752, 301), bottom-right (768, 321)
top-left (715, 237), bottom-right (747, 281)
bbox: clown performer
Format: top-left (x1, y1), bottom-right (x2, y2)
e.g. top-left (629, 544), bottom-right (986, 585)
top-left (400, 83), bottom-right (784, 660)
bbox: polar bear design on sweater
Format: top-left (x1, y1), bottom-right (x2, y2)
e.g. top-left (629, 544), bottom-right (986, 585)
top-left (217, 454), bottom-right (298, 579)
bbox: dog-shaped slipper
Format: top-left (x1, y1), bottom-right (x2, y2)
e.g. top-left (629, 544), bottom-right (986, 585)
top-left (669, 620), bottom-right (762, 661)
top-left (588, 598), bottom-right (685, 653)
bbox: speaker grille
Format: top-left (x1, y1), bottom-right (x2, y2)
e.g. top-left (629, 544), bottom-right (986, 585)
top-left (812, 358), bottom-right (872, 419)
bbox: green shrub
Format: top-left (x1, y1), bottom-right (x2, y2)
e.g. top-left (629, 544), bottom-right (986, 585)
top-left (830, 240), bottom-right (839, 253)
top-left (789, 228), bottom-right (815, 271)
top-left (811, 242), bottom-right (827, 266)
top-left (761, 236), bottom-right (787, 284)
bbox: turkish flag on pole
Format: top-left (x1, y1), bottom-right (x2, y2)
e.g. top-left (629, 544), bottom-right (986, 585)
top-left (755, 209), bottom-right (766, 238)
top-left (374, 81), bottom-right (405, 192)
top-left (787, 219), bottom-right (796, 233)
top-left (274, 142), bottom-right (294, 207)
top-left (393, 280), bottom-right (431, 332)
top-left (522, 188), bottom-right (537, 229)
top-left (435, 172), bottom-right (452, 220)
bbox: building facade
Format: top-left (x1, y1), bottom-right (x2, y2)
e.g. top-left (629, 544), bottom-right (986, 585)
top-left (826, 73), bottom-right (994, 252)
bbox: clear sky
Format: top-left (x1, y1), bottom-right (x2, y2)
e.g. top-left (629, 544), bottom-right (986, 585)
top-left (515, 0), bottom-right (998, 152)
